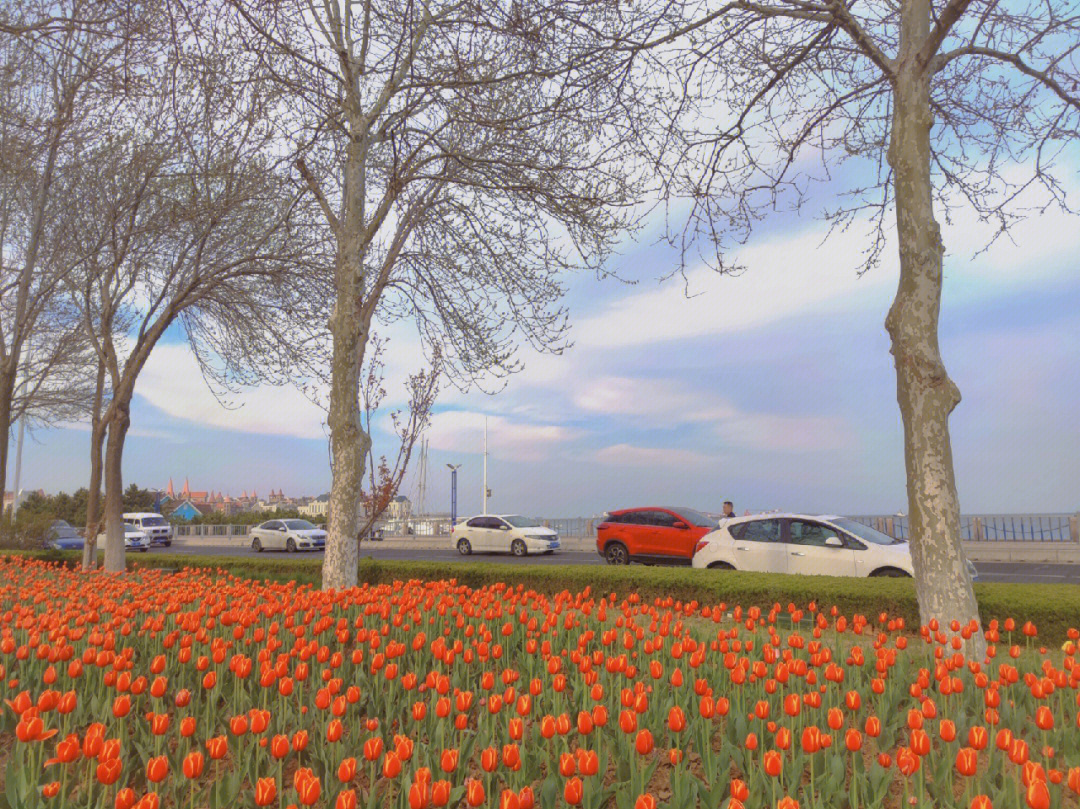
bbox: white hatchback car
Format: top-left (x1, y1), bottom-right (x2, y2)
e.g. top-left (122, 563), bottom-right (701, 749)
top-left (452, 514), bottom-right (560, 557)
top-left (693, 514), bottom-right (935, 578)
top-left (250, 519), bottom-right (327, 552)
top-left (97, 523), bottom-right (150, 553)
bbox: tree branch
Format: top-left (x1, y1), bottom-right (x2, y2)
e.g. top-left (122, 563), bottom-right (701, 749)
top-left (932, 46), bottom-right (1080, 111)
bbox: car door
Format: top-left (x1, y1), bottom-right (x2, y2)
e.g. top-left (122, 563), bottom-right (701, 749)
top-left (262, 521), bottom-right (283, 550)
top-left (489, 518), bottom-right (513, 552)
top-left (464, 517), bottom-right (490, 550)
top-left (784, 519), bottom-right (858, 577)
top-left (729, 519), bottom-right (787, 573)
top-left (650, 510), bottom-right (689, 559)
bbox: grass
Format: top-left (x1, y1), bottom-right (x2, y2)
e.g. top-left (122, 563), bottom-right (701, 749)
top-left (9, 548), bottom-right (1079, 643)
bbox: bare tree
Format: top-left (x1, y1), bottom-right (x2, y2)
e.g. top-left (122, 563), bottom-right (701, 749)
top-left (0, 0), bottom-right (126, 507)
top-left (220, 0), bottom-right (641, 588)
top-left (609, 0), bottom-right (1080, 640)
top-left (354, 335), bottom-right (439, 545)
top-left (63, 16), bottom-right (328, 572)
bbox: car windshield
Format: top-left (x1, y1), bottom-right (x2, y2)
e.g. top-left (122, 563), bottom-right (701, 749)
top-left (673, 508), bottom-right (718, 528)
top-left (284, 520), bottom-right (317, 530)
top-left (51, 521), bottom-right (79, 537)
top-left (140, 517), bottom-right (167, 526)
top-left (503, 515), bottom-right (543, 528)
top-left (833, 518), bottom-right (901, 546)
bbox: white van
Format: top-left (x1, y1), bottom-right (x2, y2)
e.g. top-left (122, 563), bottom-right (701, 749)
top-left (123, 513), bottom-right (173, 547)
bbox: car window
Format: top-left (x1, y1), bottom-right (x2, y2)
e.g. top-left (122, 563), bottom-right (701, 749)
top-left (264, 521), bottom-right (281, 531)
top-left (486, 518), bottom-right (508, 529)
top-left (651, 511), bottom-right (679, 528)
top-left (466, 517), bottom-right (486, 528)
top-left (735, 519), bottom-right (782, 543)
top-left (284, 520), bottom-right (316, 530)
top-left (672, 507), bottom-right (718, 528)
top-left (788, 520), bottom-right (834, 547)
top-left (619, 511), bottom-right (650, 525)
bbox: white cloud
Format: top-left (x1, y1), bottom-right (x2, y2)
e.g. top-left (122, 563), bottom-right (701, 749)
top-left (574, 376), bottom-right (737, 421)
top-left (136, 344), bottom-right (328, 440)
top-left (717, 414), bottom-right (855, 452)
top-left (426, 410), bottom-right (581, 461)
top-left (594, 443), bottom-right (712, 467)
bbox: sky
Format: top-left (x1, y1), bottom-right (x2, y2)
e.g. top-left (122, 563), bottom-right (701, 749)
top-left (9, 169), bottom-right (1080, 519)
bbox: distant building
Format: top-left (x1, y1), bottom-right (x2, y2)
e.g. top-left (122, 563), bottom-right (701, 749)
top-left (168, 500), bottom-right (204, 521)
top-left (386, 495), bottom-right (411, 520)
top-left (300, 494), bottom-right (330, 519)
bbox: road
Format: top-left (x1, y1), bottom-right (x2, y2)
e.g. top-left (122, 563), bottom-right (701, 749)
top-left (159, 542), bottom-right (1080, 583)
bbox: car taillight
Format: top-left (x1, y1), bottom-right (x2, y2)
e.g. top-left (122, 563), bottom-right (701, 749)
top-left (694, 540), bottom-right (708, 554)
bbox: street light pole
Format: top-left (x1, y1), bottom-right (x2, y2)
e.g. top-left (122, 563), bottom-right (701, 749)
top-left (446, 464), bottom-right (461, 531)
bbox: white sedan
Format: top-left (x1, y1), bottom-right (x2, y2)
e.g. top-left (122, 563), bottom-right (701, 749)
top-left (452, 514), bottom-right (560, 557)
top-left (250, 519), bottom-right (327, 552)
top-left (96, 523), bottom-right (150, 553)
top-left (693, 513), bottom-right (954, 578)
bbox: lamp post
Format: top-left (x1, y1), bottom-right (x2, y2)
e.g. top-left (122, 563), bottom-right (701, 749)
top-left (446, 464), bottom-right (461, 532)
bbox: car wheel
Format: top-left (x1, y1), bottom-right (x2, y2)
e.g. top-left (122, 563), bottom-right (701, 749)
top-left (604, 542), bottom-right (629, 565)
top-left (457, 539), bottom-right (472, 555)
top-left (252, 538), bottom-right (263, 553)
top-left (164, 541), bottom-right (171, 547)
top-left (870, 567), bottom-right (911, 578)
top-left (140, 548), bottom-right (148, 553)
top-left (286, 538), bottom-right (297, 553)
top-left (708, 561), bottom-right (735, 571)
top-left (511, 539), bottom-right (528, 557)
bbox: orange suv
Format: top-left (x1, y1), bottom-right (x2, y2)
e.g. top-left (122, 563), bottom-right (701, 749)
top-left (596, 506), bottom-right (718, 565)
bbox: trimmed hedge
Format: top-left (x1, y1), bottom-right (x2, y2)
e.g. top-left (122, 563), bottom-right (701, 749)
top-left (12, 550), bottom-right (1080, 643)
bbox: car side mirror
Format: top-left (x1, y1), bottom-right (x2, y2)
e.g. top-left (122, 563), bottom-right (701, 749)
top-left (673, 521), bottom-right (689, 530)
top-left (825, 536), bottom-right (843, 547)
top-left (500, 524), bottom-right (510, 530)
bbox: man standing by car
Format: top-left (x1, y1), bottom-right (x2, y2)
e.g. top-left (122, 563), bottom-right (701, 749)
top-left (720, 501), bottom-right (735, 520)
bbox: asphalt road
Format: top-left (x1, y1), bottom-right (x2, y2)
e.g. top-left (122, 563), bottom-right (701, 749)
top-left (159, 542), bottom-right (1080, 583)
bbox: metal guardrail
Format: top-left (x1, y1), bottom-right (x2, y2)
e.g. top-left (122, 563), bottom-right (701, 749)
top-left (848, 514), bottom-right (1080, 543)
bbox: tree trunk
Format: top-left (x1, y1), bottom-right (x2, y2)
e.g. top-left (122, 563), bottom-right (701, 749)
top-left (885, 0), bottom-right (981, 647)
top-left (102, 397), bottom-right (130, 573)
top-left (82, 361), bottom-right (107, 569)
top-left (0, 367), bottom-right (13, 522)
top-left (322, 140), bottom-right (372, 591)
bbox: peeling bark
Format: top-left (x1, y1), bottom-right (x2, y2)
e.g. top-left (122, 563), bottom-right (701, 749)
top-left (885, 0), bottom-right (981, 650)
top-left (101, 397), bottom-right (130, 573)
top-left (322, 140), bottom-right (372, 592)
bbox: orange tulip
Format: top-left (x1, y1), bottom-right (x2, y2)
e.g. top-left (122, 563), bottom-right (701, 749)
top-left (432, 780), bottom-right (452, 807)
top-left (338, 757), bottom-right (358, 783)
top-left (206, 736), bottom-right (228, 760)
top-left (96, 758), bottom-right (122, 786)
top-left (635, 729), bottom-right (654, 755)
top-left (1026, 781), bottom-right (1050, 809)
top-left (634, 796), bottom-right (657, 809)
top-left (383, 752), bottom-right (403, 779)
top-left (440, 749), bottom-right (459, 773)
top-left (254, 778), bottom-right (277, 807)
top-left (466, 778), bottom-right (486, 807)
top-left (182, 751), bottom-right (205, 779)
top-left (145, 756), bottom-right (168, 784)
top-left (956, 747), bottom-right (978, 777)
top-left (764, 750), bottom-right (782, 777)
top-left (363, 737), bottom-right (383, 761)
top-left (328, 788), bottom-right (356, 809)
top-left (564, 777), bottom-right (584, 806)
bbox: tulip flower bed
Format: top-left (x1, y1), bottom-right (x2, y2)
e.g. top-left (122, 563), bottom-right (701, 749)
top-left (2, 557), bottom-right (1080, 809)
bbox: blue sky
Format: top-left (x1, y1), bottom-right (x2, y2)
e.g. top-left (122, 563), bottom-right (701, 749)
top-left (9, 173), bottom-right (1080, 519)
